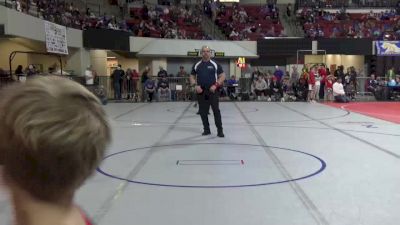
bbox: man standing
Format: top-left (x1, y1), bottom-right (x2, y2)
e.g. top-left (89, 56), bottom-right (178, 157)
top-left (112, 64), bottom-right (124, 100)
top-left (387, 66), bottom-right (395, 81)
top-left (85, 65), bottom-right (94, 87)
top-left (274, 65), bottom-right (284, 82)
top-left (307, 66), bottom-right (316, 102)
top-left (190, 46), bottom-right (226, 137)
top-left (318, 64), bottom-right (327, 100)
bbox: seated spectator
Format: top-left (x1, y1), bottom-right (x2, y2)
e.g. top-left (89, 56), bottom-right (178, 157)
top-left (26, 65), bottom-right (38, 76)
top-left (282, 77), bottom-right (296, 101)
top-left (333, 78), bottom-right (350, 103)
top-left (254, 75), bottom-right (269, 101)
top-left (0, 76), bottom-right (110, 225)
top-left (367, 73), bottom-right (379, 93)
top-left (270, 76), bottom-right (283, 101)
top-left (229, 29), bottom-right (239, 39)
top-left (294, 77), bottom-right (308, 101)
top-left (144, 76), bottom-right (156, 102)
top-left (227, 75), bottom-right (238, 100)
top-left (158, 77), bottom-right (171, 101)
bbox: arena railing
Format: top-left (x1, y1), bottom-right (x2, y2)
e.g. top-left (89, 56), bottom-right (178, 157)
top-left (297, 0), bottom-right (399, 8)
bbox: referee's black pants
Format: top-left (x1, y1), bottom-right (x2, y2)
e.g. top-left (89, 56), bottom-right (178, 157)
top-left (197, 90), bottom-right (223, 132)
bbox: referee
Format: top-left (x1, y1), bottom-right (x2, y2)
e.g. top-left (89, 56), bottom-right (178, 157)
top-left (190, 46), bottom-right (226, 137)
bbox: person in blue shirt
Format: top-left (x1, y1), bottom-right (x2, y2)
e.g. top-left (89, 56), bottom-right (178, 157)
top-left (144, 77), bottom-right (156, 102)
top-left (190, 46), bottom-right (226, 137)
top-left (274, 65), bottom-right (284, 82)
top-left (227, 75), bottom-right (238, 99)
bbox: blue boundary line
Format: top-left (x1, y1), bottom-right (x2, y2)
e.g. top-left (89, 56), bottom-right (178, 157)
top-left (97, 143), bottom-right (327, 188)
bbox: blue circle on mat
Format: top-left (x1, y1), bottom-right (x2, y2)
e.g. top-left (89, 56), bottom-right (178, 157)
top-left (97, 143), bottom-right (326, 188)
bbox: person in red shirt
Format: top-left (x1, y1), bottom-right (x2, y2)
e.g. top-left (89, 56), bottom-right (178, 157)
top-left (0, 76), bottom-right (110, 225)
top-left (307, 66), bottom-right (316, 102)
top-left (318, 64), bottom-right (327, 100)
top-left (325, 74), bottom-right (335, 101)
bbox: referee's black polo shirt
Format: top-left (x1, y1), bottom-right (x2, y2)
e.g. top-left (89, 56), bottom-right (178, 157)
top-left (191, 59), bottom-right (224, 89)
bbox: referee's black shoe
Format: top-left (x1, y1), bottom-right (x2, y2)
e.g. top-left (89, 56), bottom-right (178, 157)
top-left (202, 130), bottom-right (211, 136)
top-left (217, 130), bottom-right (225, 138)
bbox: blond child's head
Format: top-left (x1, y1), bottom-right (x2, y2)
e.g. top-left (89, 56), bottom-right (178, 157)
top-left (0, 76), bottom-right (110, 204)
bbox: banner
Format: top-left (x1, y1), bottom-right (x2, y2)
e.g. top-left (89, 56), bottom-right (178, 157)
top-left (45, 21), bottom-right (68, 55)
top-left (376, 41), bottom-right (400, 56)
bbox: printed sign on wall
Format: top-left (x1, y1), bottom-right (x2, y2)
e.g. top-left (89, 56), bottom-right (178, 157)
top-left (45, 21), bottom-right (68, 55)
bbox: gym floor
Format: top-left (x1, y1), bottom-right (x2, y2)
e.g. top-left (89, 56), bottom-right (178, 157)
top-left (1, 102), bottom-right (399, 225)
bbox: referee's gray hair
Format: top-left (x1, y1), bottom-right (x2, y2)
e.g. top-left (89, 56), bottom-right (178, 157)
top-left (201, 45), bottom-right (211, 53)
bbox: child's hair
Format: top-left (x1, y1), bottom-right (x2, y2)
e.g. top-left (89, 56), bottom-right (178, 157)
top-left (0, 76), bottom-right (110, 203)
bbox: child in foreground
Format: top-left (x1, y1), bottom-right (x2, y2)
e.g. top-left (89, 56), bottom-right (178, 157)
top-left (0, 76), bottom-right (111, 225)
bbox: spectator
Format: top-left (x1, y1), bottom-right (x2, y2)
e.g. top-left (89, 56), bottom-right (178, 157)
top-left (387, 66), bottom-right (396, 81)
top-left (254, 75), bottom-right (269, 101)
top-left (282, 76), bottom-right (296, 101)
top-left (367, 73), bottom-right (379, 94)
top-left (227, 75), bottom-right (238, 99)
top-left (325, 74), bottom-right (334, 101)
top-left (318, 64), bottom-right (327, 100)
top-left (0, 68), bottom-right (7, 77)
top-left (314, 70), bottom-right (321, 101)
top-left (26, 65), bottom-right (37, 76)
top-left (85, 65), bottom-right (94, 88)
top-left (286, 3), bottom-right (292, 17)
top-left (141, 66), bottom-right (150, 101)
top-left (112, 64), bottom-right (124, 100)
top-left (270, 76), bottom-right (283, 101)
top-left (125, 68), bottom-right (134, 100)
top-left (274, 65), bottom-right (284, 82)
top-left (291, 65), bottom-right (299, 84)
top-left (157, 66), bottom-right (168, 77)
top-left (144, 76), bottom-right (156, 102)
top-left (307, 66), bottom-right (316, 102)
top-left (294, 77), bottom-right (308, 101)
top-left (131, 69), bottom-right (140, 98)
top-left (334, 65), bottom-right (345, 82)
top-left (158, 77), bottom-right (171, 101)
top-left (333, 77), bottom-right (350, 103)
top-left (15, 65), bottom-right (23, 75)
top-left (177, 66), bottom-right (188, 77)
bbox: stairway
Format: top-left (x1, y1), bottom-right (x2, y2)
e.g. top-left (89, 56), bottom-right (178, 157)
top-left (200, 15), bottom-right (226, 40)
top-left (277, 4), bottom-right (304, 37)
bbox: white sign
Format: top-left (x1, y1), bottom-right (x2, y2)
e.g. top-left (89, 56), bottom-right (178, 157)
top-left (44, 21), bottom-right (68, 55)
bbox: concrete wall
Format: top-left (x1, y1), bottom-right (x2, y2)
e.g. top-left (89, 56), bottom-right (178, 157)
top-left (0, 39), bottom-right (31, 70)
top-left (90, 50), bottom-right (108, 76)
top-left (118, 58), bottom-right (139, 72)
top-left (130, 36), bottom-right (153, 53)
top-left (0, 5), bottom-right (7, 26)
top-left (65, 48), bottom-right (90, 75)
